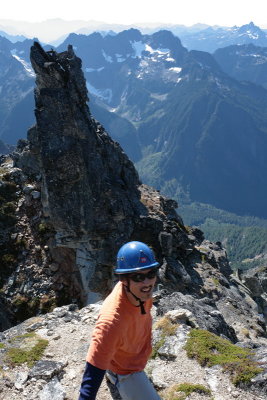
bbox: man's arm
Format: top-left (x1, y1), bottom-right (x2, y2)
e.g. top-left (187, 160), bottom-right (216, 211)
top-left (78, 362), bottom-right (106, 400)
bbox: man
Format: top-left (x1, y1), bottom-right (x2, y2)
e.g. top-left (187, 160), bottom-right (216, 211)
top-left (79, 241), bottom-right (161, 400)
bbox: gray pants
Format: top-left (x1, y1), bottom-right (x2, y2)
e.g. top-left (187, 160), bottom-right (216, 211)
top-left (106, 370), bottom-right (161, 400)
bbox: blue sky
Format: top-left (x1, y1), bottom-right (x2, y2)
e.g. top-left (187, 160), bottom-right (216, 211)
top-left (1, 0), bottom-right (267, 27)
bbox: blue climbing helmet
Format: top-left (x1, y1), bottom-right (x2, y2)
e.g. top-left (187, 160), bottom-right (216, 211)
top-left (115, 241), bottom-right (159, 274)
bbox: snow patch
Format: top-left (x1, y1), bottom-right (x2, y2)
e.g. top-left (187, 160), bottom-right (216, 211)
top-left (166, 57), bottom-right (175, 62)
top-left (247, 31), bottom-right (259, 39)
top-left (145, 45), bottom-right (170, 55)
top-left (108, 107), bottom-right (118, 113)
top-left (85, 67), bottom-right (104, 72)
top-left (169, 67), bottom-right (182, 73)
top-left (115, 54), bottom-right (126, 62)
top-left (131, 41), bottom-right (146, 57)
top-left (102, 50), bottom-right (113, 63)
top-left (238, 31), bottom-right (259, 40)
top-left (131, 41), bottom-right (172, 60)
top-left (139, 60), bottom-right (149, 68)
top-left (150, 93), bottom-right (168, 101)
top-left (86, 82), bottom-right (112, 103)
top-left (167, 67), bottom-right (183, 83)
top-left (11, 50), bottom-right (35, 77)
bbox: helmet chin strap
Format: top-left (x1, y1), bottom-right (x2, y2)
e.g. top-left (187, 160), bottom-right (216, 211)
top-left (123, 280), bottom-right (146, 315)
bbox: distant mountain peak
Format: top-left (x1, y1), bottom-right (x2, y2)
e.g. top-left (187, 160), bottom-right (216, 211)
top-left (238, 21), bottom-right (265, 35)
top-left (181, 21), bottom-right (267, 53)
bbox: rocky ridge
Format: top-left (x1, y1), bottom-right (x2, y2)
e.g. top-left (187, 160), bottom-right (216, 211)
top-left (0, 302), bottom-right (267, 400)
top-left (0, 42), bottom-right (267, 398)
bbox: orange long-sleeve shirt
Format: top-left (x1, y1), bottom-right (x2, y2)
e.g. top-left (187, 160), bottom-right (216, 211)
top-left (86, 281), bottom-right (153, 375)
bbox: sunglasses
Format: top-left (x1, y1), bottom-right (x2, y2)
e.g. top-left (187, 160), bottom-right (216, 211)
top-left (128, 269), bottom-right (158, 282)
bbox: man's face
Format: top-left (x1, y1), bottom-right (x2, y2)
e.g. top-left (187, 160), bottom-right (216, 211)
top-left (123, 268), bottom-right (158, 303)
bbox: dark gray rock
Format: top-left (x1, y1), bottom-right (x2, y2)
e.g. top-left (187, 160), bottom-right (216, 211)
top-left (163, 257), bottom-right (192, 289)
top-left (157, 291), bottom-right (237, 342)
top-left (15, 42), bottom-right (150, 303)
top-left (29, 360), bottom-right (65, 380)
top-left (29, 42), bottom-right (143, 236)
top-left (241, 266), bottom-right (267, 321)
top-left (243, 276), bottom-right (263, 297)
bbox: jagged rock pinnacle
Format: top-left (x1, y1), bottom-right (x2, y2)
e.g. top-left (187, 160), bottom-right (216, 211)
top-left (30, 42), bottom-right (143, 234)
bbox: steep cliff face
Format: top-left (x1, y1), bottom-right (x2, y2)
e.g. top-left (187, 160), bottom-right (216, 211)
top-left (16, 42), bottom-right (146, 305)
top-left (0, 43), bottom-right (266, 347)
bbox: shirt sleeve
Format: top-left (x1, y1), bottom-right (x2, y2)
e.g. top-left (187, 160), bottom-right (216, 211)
top-left (86, 313), bottom-right (123, 370)
top-left (78, 362), bottom-right (106, 400)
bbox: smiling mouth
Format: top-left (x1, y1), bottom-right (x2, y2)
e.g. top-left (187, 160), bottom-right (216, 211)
top-left (140, 286), bottom-right (153, 293)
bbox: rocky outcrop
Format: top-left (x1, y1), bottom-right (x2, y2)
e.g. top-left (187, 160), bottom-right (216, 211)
top-left (0, 153), bottom-right (64, 330)
top-left (157, 292), bottom-right (237, 342)
top-left (13, 42), bottom-right (147, 306)
top-left (240, 266), bottom-right (267, 321)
